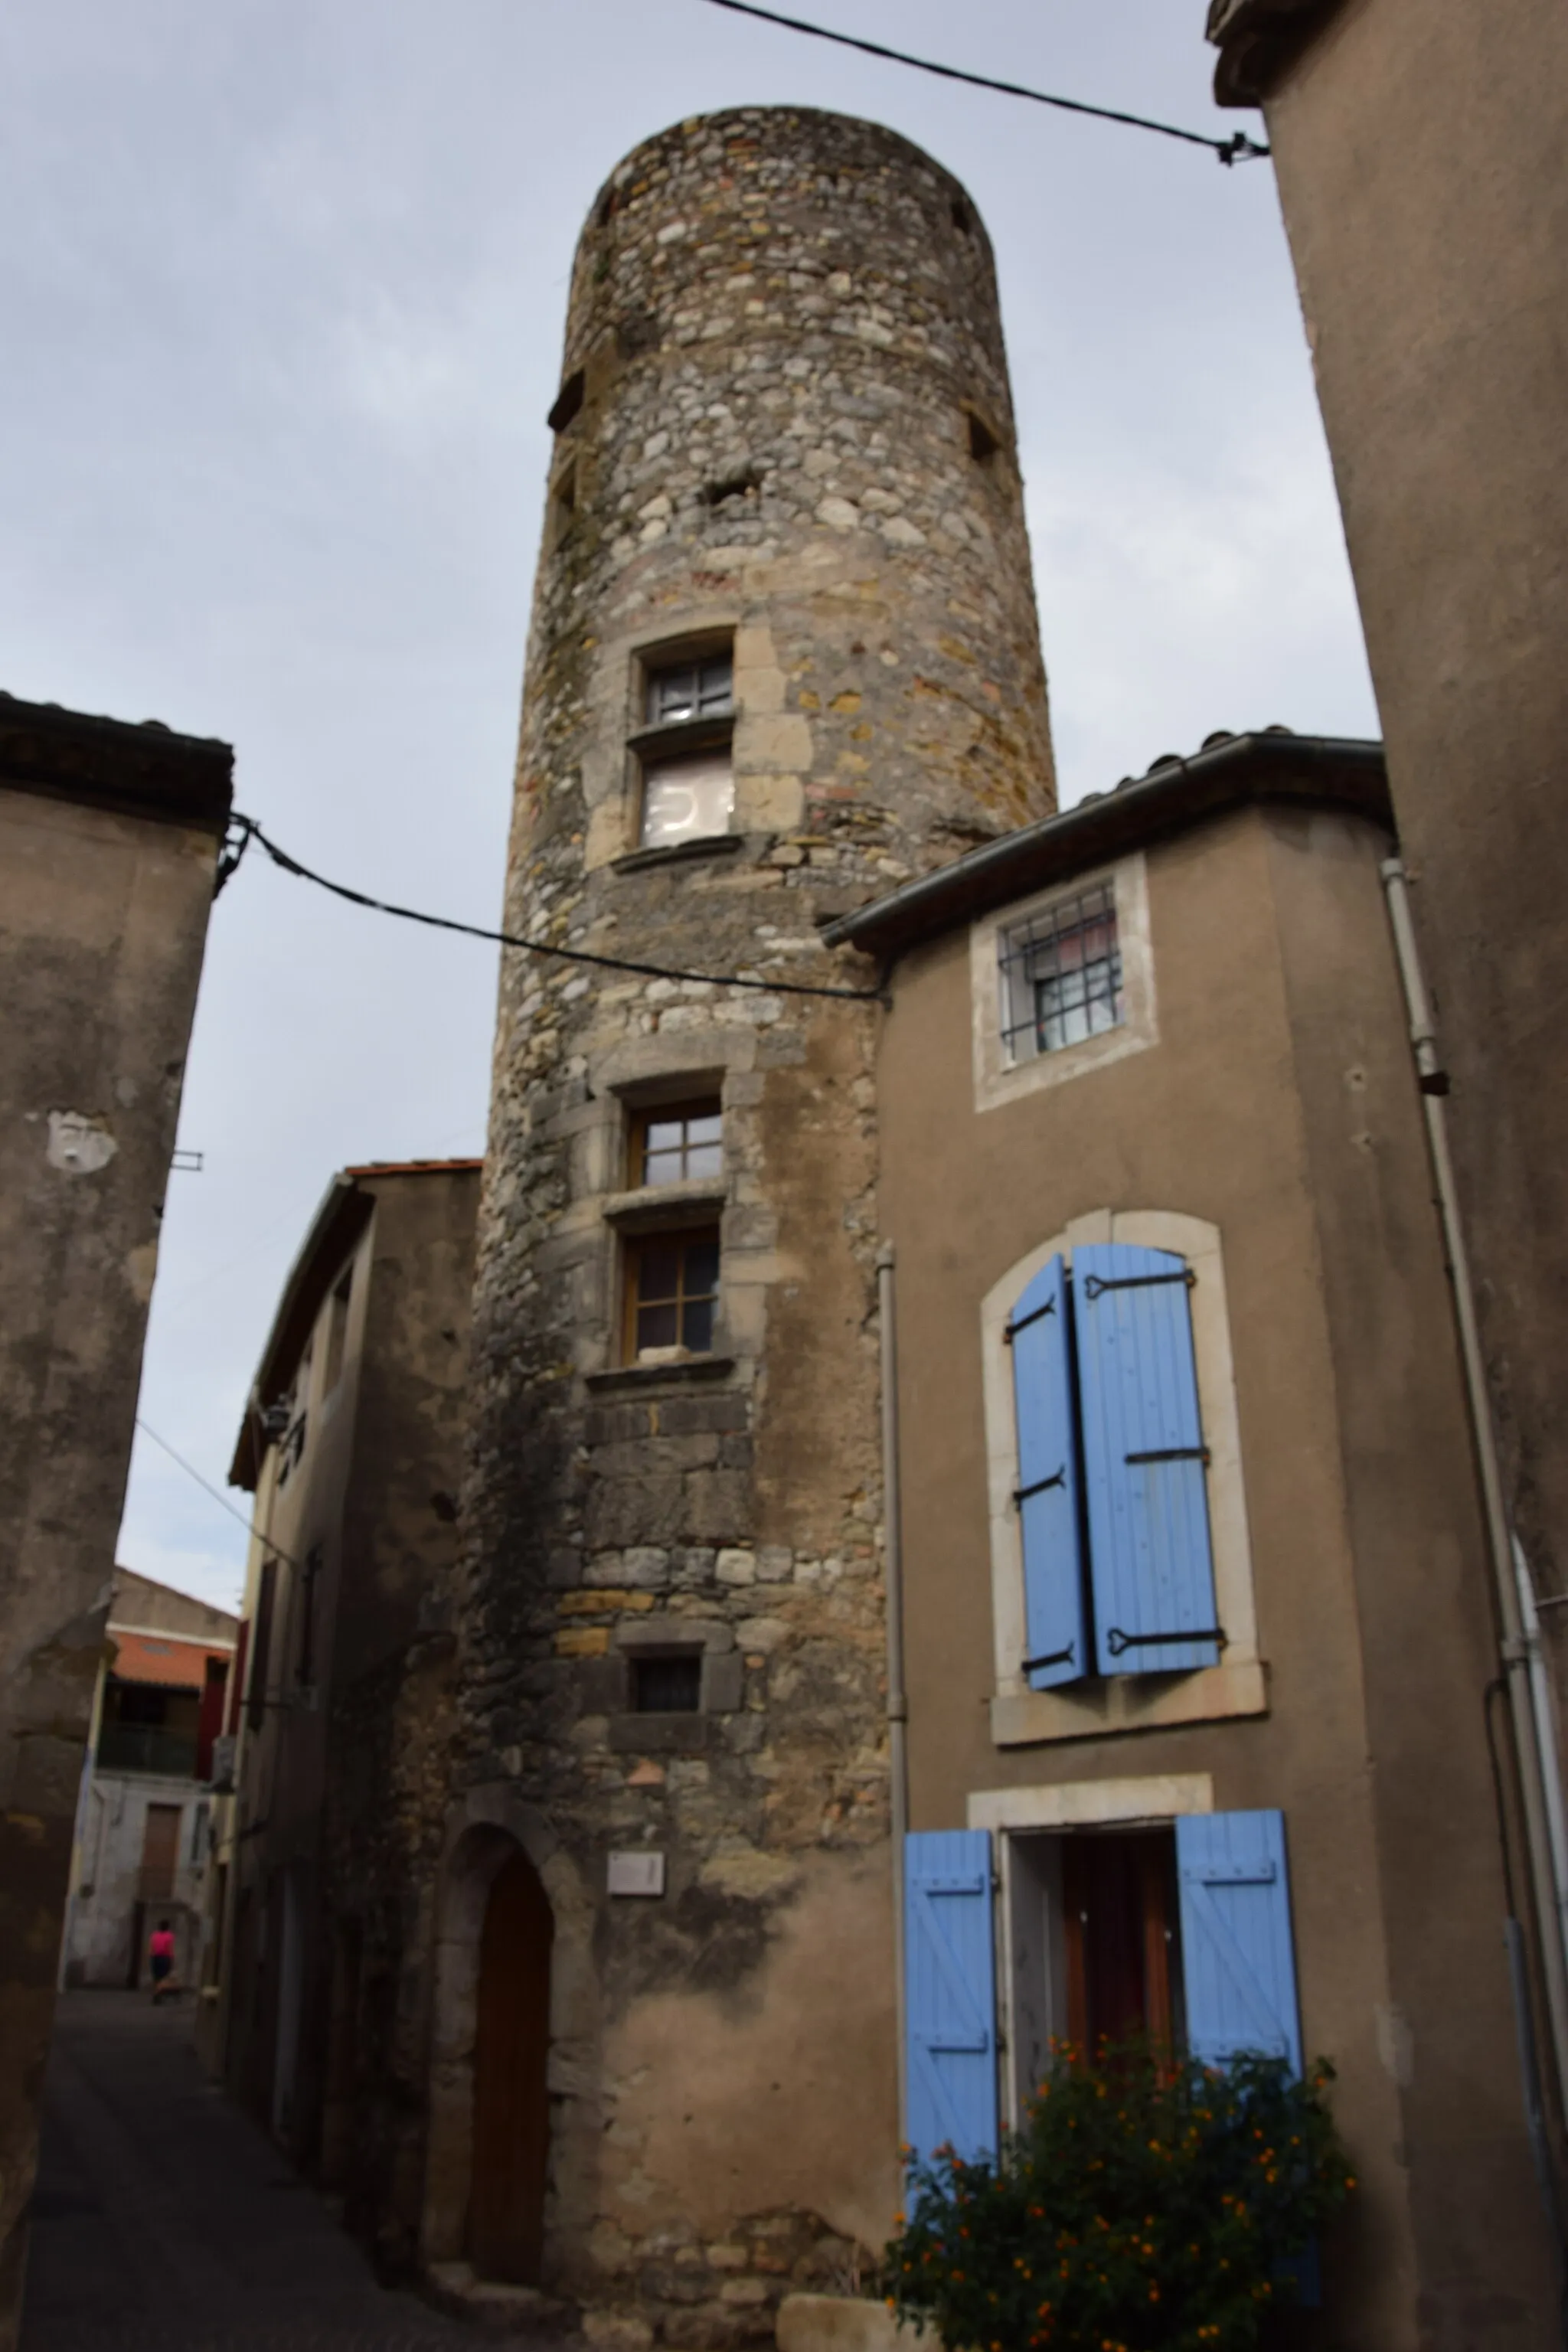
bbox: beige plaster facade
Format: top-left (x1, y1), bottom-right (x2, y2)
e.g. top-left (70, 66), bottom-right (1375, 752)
top-left (1206, 0), bottom-right (1568, 1784)
top-left (827, 732), bottom-right (1558, 2347)
top-left (0, 692), bottom-right (230, 2349)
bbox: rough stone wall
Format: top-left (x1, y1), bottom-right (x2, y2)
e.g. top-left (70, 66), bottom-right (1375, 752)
top-left (0, 706), bottom-right (230, 2351)
top-left (453, 109), bottom-right (1054, 2336)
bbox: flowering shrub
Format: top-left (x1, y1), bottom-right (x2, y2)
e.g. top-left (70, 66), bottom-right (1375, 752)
top-left (886, 2046), bottom-right (1354, 2352)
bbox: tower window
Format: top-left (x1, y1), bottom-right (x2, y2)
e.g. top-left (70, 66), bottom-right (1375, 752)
top-left (631, 1099), bottom-right (724, 1188)
top-left (636, 644), bottom-right (736, 850)
top-left (548, 459), bottom-right (577, 552)
top-left (998, 882), bottom-right (1123, 1063)
top-left (967, 409), bottom-right (1000, 464)
top-left (630, 1651), bottom-right (703, 1713)
top-left (645, 652), bottom-right (733, 726)
top-left (547, 368), bottom-right (585, 434)
top-left (625, 1227), bottom-right (720, 1359)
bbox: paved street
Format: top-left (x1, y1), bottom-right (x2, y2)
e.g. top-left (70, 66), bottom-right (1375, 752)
top-left (21, 1992), bottom-right (522, 2352)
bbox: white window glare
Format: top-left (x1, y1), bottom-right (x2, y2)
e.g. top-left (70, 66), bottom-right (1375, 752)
top-left (640, 750), bottom-right (736, 848)
top-left (646, 654), bottom-right (733, 727)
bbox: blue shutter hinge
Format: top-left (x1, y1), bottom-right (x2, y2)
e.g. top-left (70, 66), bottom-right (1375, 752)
top-left (1083, 1267), bottom-right (1196, 1298)
top-left (1125, 1446), bottom-right (1210, 1467)
top-left (1013, 1466), bottom-right (1066, 1507)
top-left (1023, 1643), bottom-right (1076, 1674)
top-left (1106, 1624), bottom-right (1228, 1658)
top-left (1003, 1296), bottom-right (1057, 1344)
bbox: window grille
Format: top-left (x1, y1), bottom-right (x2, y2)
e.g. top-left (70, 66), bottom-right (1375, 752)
top-left (630, 1653), bottom-right (703, 1714)
top-left (998, 883), bottom-right (1123, 1063)
top-left (645, 653), bottom-right (733, 727)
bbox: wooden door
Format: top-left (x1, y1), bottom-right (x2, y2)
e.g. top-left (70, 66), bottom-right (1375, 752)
top-left (468, 1850), bottom-right (553, 2282)
top-left (141, 1803), bottom-right (181, 1903)
top-left (1063, 1829), bottom-right (1178, 2059)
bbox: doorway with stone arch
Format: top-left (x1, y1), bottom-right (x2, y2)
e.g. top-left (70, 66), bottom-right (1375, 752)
top-left (469, 1846), bottom-right (553, 2280)
top-left (423, 1788), bottom-right (581, 2292)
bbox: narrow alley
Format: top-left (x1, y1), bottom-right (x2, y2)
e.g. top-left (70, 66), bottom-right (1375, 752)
top-left (21, 1994), bottom-right (541, 2352)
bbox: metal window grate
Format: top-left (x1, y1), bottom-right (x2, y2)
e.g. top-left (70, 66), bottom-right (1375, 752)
top-left (645, 653), bottom-right (733, 727)
top-left (998, 883), bottom-right (1124, 1063)
top-left (631, 1653), bottom-right (703, 1713)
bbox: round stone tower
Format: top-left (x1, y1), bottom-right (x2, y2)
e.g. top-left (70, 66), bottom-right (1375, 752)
top-left (436, 109), bottom-right (1055, 2324)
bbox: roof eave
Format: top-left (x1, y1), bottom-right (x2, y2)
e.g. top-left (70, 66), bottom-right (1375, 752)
top-left (227, 1174), bottom-right (371, 1491)
top-left (819, 732), bottom-right (1390, 962)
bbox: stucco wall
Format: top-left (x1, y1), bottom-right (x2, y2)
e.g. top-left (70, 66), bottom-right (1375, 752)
top-left (0, 733), bottom-right (227, 2347)
top-left (1230, 0), bottom-right (1568, 1668)
top-left (876, 799), bottom-right (1553, 2347)
top-left (65, 1772), bottom-right (207, 1988)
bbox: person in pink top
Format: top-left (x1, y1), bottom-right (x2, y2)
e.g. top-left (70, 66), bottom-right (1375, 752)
top-left (148, 1919), bottom-right (177, 2004)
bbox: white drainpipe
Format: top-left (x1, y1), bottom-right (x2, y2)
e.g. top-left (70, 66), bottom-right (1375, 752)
top-left (1381, 855), bottom-right (1568, 2118)
top-left (877, 1242), bottom-right (910, 2152)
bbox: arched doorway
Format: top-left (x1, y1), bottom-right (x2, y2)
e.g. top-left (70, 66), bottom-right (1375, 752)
top-left (467, 1847), bottom-right (554, 2282)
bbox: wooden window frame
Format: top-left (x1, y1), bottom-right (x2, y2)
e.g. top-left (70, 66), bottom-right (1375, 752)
top-left (622, 1224), bottom-right (721, 1363)
top-left (630, 634), bottom-right (737, 851)
top-left (627, 1096), bottom-right (724, 1191)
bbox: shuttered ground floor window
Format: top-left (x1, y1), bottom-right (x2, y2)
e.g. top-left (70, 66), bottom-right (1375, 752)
top-left (904, 1811), bottom-right (1302, 2170)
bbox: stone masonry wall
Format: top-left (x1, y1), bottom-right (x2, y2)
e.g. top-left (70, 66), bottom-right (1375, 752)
top-left (452, 109), bottom-right (1056, 2338)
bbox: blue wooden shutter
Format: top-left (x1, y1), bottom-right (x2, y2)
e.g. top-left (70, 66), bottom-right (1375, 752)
top-left (904, 1830), bottom-right (999, 2168)
top-left (1073, 1241), bottom-right (1221, 1676)
top-left (1007, 1255), bottom-right (1089, 1688)
top-left (1175, 1810), bottom-right (1303, 2074)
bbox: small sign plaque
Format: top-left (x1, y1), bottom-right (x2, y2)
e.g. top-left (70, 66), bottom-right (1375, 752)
top-left (607, 1850), bottom-right (666, 1898)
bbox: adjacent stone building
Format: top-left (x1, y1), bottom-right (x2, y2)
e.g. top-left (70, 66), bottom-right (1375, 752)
top-left (436, 106), bottom-right (1054, 2327)
top-left (0, 691), bottom-right (231, 2350)
top-left (207, 1158), bottom-right (480, 2270)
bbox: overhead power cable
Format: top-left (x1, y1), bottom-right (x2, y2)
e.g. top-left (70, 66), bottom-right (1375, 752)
top-left (136, 1417), bottom-right (260, 1543)
top-left (697, 0), bottom-right (1269, 165)
top-left (217, 814), bottom-right (887, 1004)
top-left (136, 1416), bottom-right (307, 1577)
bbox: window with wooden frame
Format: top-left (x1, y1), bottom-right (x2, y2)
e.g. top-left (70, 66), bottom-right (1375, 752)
top-left (634, 642), bottom-right (735, 850)
top-left (629, 1097), bottom-right (724, 1189)
top-left (624, 1227), bottom-right (720, 1361)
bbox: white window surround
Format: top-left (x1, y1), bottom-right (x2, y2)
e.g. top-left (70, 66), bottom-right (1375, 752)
top-left (971, 851), bottom-right (1158, 1116)
top-left (968, 1772), bottom-right (1215, 2128)
top-left (982, 1207), bottom-right (1266, 1748)
top-left (966, 1772), bottom-right (1214, 1836)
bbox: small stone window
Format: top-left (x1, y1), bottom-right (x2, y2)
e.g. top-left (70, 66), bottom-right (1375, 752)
top-left (999, 881), bottom-right (1123, 1065)
top-left (625, 1227), bottom-right (720, 1361)
top-left (630, 1651), bottom-right (703, 1713)
top-left (630, 1098), bottom-right (723, 1188)
top-left (635, 642), bottom-right (736, 850)
top-left (547, 458), bottom-right (577, 553)
top-left (547, 368), bottom-right (585, 433)
top-left (967, 409), bottom-right (1000, 464)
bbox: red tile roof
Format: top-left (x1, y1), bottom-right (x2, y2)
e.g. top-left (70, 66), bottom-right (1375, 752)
top-left (341, 1158), bottom-right (483, 1178)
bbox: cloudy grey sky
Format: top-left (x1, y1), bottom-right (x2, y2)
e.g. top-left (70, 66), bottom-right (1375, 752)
top-left (1, 0), bottom-right (1377, 1611)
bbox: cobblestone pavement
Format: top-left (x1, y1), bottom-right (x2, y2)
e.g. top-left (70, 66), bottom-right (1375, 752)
top-left (21, 1991), bottom-right (537, 2351)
